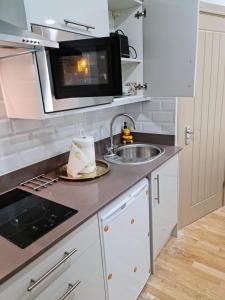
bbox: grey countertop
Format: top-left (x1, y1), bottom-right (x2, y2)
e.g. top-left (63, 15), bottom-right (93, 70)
top-left (0, 144), bottom-right (181, 284)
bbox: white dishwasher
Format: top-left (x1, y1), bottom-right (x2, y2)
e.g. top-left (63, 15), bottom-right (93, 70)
top-left (98, 178), bottom-right (150, 300)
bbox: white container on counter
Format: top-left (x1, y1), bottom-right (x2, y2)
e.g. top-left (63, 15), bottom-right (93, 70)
top-left (67, 136), bottom-right (96, 177)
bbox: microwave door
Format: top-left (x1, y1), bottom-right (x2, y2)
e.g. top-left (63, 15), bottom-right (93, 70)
top-left (32, 26), bottom-right (119, 113)
top-left (48, 36), bottom-right (122, 100)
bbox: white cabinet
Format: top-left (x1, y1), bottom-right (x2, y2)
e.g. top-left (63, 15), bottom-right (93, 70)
top-left (0, 0), bottom-right (199, 119)
top-left (151, 155), bottom-right (179, 259)
top-left (99, 179), bottom-right (150, 300)
top-left (34, 242), bottom-right (105, 300)
top-left (24, 0), bottom-right (109, 37)
top-left (0, 0), bottom-right (109, 37)
top-left (143, 0), bottom-right (199, 97)
top-left (0, 215), bottom-right (105, 300)
top-left (109, 0), bottom-right (198, 99)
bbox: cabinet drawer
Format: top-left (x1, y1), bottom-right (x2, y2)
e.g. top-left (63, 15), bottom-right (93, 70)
top-left (0, 216), bottom-right (100, 299)
top-left (24, 0), bottom-right (109, 37)
top-left (35, 241), bottom-right (105, 300)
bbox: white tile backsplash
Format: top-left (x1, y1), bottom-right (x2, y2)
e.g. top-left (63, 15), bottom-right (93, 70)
top-left (11, 119), bottom-right (43, 134)
top-left (142, 121), bottom-right (162, 133)
top-left (0, 100), bottom-right (6, 118)
top-left (0, 83), bottom-right (176, 175)
top-left (0, 133), bottom-right (32, 156)
top-left (152, 111), bottom-right (174, 123)
top-left (0, 119), bottom-right (13, 137)
top-left (142, 100), bottom-right (161, 111)
top-left (0, 152), bottom-right (22, 174)
top-left (161, 99), bottom-right (176, 111)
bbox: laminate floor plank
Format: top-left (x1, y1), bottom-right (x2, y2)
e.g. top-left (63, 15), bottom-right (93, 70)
top-left (138, 207), bottom-right (225, 300)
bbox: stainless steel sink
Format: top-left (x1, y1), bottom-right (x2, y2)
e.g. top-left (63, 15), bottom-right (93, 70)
top-left (104, 143), bottom-right (164, 165)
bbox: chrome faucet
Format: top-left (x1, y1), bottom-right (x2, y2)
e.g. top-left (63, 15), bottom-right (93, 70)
top-left (106, 113), bottom-right (136, 156)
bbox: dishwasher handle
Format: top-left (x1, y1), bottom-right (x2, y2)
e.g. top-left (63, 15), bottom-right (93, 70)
top-left (101, 196), bottom-right (134, 223)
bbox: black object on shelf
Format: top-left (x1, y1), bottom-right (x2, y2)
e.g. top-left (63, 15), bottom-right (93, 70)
top-left (110, 30), bottom-right (130, 58)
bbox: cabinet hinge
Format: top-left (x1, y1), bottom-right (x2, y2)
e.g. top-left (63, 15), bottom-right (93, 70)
top-left (135, 8), bottom-right (146, 19)
top-left (135, 83), bottom-right (147, 90)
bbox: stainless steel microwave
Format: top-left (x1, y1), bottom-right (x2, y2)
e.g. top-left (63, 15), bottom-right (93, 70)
top-left (32, 25), bottom-right (122, 113)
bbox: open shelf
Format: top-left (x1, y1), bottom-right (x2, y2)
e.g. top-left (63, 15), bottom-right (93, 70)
top-left (108, 0), bottom-right (143, 11)
top-left (39, 96), bottom-right (150, 119)
top-left (121, 57), bottom-right (142, 64)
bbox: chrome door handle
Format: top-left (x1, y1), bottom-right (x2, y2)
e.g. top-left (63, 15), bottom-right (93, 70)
top-left (27, 248), bottom-right (77, 292)
top-left (185, 126), bottom-right (194, 145)
top-left (58, 281), bottom-right (81, 300)
top-left (154, 174), bottom-right (160, 204)
top-left (64, 19), bottom-right (95, 30)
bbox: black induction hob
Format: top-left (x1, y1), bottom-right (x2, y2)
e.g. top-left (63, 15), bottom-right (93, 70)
top-left (0, 189), bottom-right (78, 249)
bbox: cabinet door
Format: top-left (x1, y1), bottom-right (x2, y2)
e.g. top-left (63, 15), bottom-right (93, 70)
top-left (143, 0), bottom-right (199, 97)
top-left (100, 183), bottom-right (150, 300)
top-left (35, 241), bottom-right (105, 300)
top-left (24, 0), bottom-right (109, 37)
top-left (151, 155), bottom-right (178, 259)
top-left (0, 216), bottom-right (102, 300)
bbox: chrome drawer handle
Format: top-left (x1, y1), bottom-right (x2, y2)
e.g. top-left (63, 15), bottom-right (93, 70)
top-left (64, 19), bottom-right (95, 30)
top-left (27, 248), bottom-right (77, 292)
top-left (154, 174), bottom-right (160, 204)
top-left (58, 281), bottom-right (81, 300)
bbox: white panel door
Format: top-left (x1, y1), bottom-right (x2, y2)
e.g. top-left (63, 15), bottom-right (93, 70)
top-left (151, 155), bottom-right (178, 259)
top-left (143, 0), bottom-right (199, 97)
top-left (24, 0), bottom-right (109, 37)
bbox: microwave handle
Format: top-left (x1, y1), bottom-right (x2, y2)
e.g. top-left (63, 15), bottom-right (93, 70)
top-left (64, 19), bottom-right (95, 31)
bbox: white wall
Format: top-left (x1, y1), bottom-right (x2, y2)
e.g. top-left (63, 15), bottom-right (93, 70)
top-left (0, 82), bottom-right (176, 175)
top-left (202, 0), bottom-right (225, 5)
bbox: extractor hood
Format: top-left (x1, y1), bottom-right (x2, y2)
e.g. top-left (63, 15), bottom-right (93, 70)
top-left (0, 20), bottom-right (59, 59)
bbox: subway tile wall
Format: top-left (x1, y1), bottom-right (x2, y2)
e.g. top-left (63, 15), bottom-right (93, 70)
top-left (0, 84), bottom-right (176, 175)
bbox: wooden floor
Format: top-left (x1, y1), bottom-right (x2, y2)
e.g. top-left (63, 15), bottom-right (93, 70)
top-left (138, 207), bottom-right (225, 300)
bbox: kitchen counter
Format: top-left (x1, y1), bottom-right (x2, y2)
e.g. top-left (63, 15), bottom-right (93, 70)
top-left (0, 143), bottom-right (181, 284)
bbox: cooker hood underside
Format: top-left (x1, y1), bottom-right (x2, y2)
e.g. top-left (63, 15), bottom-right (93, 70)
top-left (0, 20), bottom-right (59, 59)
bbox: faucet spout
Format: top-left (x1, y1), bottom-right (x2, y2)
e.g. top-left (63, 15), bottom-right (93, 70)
top-left (108, 113), bottom-right (136, 156)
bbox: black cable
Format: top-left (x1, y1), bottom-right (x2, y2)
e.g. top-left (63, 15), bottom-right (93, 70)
top-left (129, 45), bottom-right (137, 59)
top-left (115, 29), bottom-right (125, 36)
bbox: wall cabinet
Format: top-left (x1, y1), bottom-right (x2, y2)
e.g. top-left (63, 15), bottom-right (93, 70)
top-left (0, 0), bottom-right (199, 119)
top-left (0, 216), bottom-right (105, 300)
top-left (0, 0), bottom-right (109, 37)
top-left (24, 0), bottom-right (109, 37)
top-left (109, 0), bottom-right (199, 99)
top-left (151, 154), bottom-right (179, 259)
